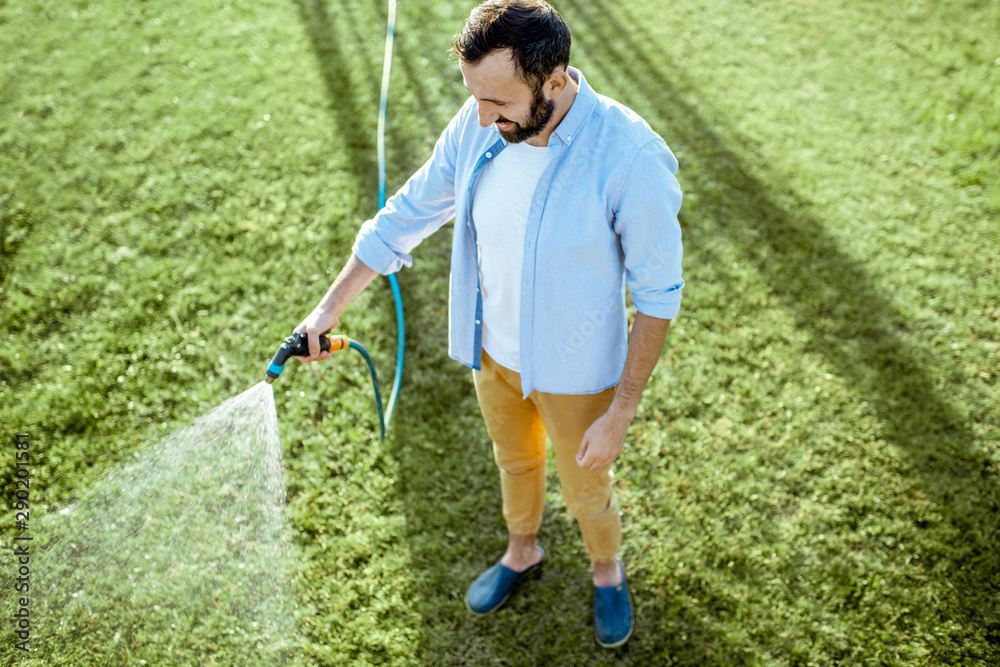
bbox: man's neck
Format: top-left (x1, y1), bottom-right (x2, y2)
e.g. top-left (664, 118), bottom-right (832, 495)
top-left (527, 69), bottom-right (580, 147)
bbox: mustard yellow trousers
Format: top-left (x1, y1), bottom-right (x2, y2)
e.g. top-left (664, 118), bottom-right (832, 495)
top-left (473, 351), bottom-right (622, 563)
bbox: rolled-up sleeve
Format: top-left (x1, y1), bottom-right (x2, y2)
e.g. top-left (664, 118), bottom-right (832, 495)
top-left (352, 100), bottom-right (471, 274)
top-left (612, 138), bottom-right (684, 319)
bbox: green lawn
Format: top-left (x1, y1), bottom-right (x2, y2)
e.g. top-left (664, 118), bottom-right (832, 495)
top-left (2, 0), bottom-right (998, 664)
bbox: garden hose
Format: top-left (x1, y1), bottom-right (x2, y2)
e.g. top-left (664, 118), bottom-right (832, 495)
top-left (380, 0), bottom-right (405, 430)
top-left (264, 0), bottom-right (403, 441)
top-left (265, 331), bottom-right (386, 440)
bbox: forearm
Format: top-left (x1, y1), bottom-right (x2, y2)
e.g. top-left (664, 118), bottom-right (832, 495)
top-left (294, 253), bottom-right (380, 359)
top-left (608, 311), bottom-right (671, 419)
top-left (313, 253), bottom-right (380, 321)
top-left (575, 311), bottom-right (671, 470)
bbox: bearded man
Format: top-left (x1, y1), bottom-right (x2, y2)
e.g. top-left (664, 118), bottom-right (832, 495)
top-left (294, 0), bottom-right (684, 648)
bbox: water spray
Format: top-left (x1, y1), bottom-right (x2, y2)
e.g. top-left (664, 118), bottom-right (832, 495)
top-left (26, 1), bottom-right (404, 661)
top-left (265, 331), bottom-right (386, 440)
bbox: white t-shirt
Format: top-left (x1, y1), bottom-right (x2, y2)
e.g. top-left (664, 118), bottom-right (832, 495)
top-left (471, 141), bottom-right (553, 372)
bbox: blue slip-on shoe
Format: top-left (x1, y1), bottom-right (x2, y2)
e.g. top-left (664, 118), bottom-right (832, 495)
top-left (465, 547), bottom-right (544, 614)
top-left (594, 558), bottom-right (633, 648)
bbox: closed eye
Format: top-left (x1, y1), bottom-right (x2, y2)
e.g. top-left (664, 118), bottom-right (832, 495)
top-left (463, 83), bottom-right (510, 107)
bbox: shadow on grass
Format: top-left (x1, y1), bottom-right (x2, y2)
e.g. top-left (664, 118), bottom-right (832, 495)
top-left (292, 0), bottom-right (381, 189)
top-left (562, 0), bottom-right (999, 652)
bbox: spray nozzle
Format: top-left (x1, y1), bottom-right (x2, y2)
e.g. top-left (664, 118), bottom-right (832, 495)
top-left (265, 330), bottom-right (350, 383)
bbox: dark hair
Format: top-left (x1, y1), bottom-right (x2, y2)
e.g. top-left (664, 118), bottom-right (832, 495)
top-left (452, 0), bottom-right (571, 91)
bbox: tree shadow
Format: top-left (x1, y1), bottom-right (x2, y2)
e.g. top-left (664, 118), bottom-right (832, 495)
top-left (291, 0), bottom-right (381, 189)
top-left (561, 0), bottom-right (999, 650)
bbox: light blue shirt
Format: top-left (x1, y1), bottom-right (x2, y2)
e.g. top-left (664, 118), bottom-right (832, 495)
top-left (353, 68), bottom-right (683, 398)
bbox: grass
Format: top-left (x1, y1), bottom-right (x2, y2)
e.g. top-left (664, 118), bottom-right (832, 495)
top-left (1, 0), bottom-right (998, 664)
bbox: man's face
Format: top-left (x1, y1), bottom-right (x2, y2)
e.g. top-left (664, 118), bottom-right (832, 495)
top-left (460, 50), bottom-right (555, 144)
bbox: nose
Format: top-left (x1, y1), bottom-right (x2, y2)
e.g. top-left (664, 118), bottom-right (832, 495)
top-left (476, 101), bottom-right (499, 128)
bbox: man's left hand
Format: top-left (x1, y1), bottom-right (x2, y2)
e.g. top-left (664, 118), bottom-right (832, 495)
top-left (575, 406), bottom-right (634, 471)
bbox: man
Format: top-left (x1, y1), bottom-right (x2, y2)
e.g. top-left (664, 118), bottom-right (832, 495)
top-left (294, 0), bottom-right (683, 648)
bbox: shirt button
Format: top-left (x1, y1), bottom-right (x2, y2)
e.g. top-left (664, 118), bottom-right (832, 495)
top-left (485, 152), bottom-right (492, 158)
top-left (475, 319), bottom-right (481, 325)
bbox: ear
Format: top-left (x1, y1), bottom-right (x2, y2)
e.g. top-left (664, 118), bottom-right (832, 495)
top-left (544, 69), bottom-right (571, 100)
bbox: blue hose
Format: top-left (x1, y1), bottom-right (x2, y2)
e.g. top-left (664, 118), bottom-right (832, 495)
top-left (349, 340), bottom-right (386, 441)
top-left (379, 0), bottom-right (405, 432)
top-left (266, 2), bottom-right (402, 440)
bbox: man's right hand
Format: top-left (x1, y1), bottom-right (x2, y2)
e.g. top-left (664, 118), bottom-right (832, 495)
top-left (293, 309), bottom-right (340, 362)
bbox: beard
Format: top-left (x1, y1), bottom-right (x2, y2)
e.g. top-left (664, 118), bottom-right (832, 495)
top-left (496, 86), bottom-right (555, 144)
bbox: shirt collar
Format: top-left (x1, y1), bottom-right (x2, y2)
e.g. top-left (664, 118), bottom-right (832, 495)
top-left (549, 67), bottom-right (596, 147)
